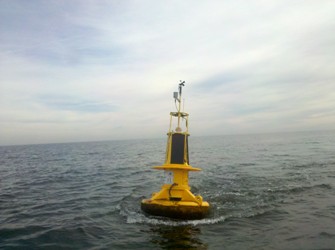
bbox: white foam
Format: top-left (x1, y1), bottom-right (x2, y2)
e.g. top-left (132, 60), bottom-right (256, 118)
top-left (126, 213), bottom-right (226, 226)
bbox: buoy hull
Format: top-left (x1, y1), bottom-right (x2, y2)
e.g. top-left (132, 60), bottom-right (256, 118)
top-left (141, 199), bottom-right (210, 220)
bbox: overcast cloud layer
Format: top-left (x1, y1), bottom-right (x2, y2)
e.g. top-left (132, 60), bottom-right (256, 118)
top-left (1, 0), bottom-right (335, 145)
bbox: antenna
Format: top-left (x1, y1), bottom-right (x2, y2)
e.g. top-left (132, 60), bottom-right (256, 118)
top-left (174, 80), bottom-right (185, 103)
top-left (179, 80), bottom-right (185, 99)
top-left (175, 81), bottom-right (185, 129)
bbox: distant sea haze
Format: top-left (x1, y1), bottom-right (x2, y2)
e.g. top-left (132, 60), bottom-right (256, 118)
top-left (1, 131), bottom-right (334, 249)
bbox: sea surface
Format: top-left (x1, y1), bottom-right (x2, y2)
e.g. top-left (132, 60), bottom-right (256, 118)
top-left (1, 131), bottom-right (335, 249)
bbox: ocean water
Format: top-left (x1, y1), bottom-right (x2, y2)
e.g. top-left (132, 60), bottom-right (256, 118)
top-left (1, 131), bottom-right (334, 249)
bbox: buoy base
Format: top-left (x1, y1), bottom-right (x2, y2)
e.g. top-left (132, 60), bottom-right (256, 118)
top-left (141, 199), bottom-right (210, 220)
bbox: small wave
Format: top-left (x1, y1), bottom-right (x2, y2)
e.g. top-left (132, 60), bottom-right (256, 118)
top-left (45, 158), bottom-right (65, 163)
top-left (0, 225), bottom-right (51, 241)
top-left (319, 231), bottom-right (335, 238)
top-left (87, 152), bottom-right (99, 156)
top-left (315, 183), bottom-right (332, 189)
top-left (224, 191), bottom-right (244, 196)
top-left (267, 183), bottom-right (332, 194)
top-left (244, 208), bottom-right (288, 220)
top-left (126, 214), bottom-right (226, 226)
top-left (306, 141), bottom-right (320, 144)
top-left (239, 163), bottom-right (256, 167)
top-left (289, 162), bottom-right (330, 170)
top-left (286, 234), bottom-right (305, 241)
top-left (272, 154), bottom-right (291, 157)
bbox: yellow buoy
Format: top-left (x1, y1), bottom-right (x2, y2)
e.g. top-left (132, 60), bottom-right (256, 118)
top-left (141, 81), bottom-right (210, 220)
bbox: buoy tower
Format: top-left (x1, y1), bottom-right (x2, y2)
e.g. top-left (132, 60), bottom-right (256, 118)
top-left (141, 81), bottom-right (210, 220)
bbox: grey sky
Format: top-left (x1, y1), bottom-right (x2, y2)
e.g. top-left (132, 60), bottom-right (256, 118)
top-left (1, 1), bottom-right (335, 145)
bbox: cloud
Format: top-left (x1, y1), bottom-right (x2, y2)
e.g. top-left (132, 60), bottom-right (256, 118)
top-left (37, 94), bottom-right (118, 113)
top-left (1, 0), bottom-right (335, 145)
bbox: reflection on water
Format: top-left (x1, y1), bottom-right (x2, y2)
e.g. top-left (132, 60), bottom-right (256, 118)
top-left (149, 224), bottom-right (208, 249)
top-left (2, 131), bottom-right (335, 249)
